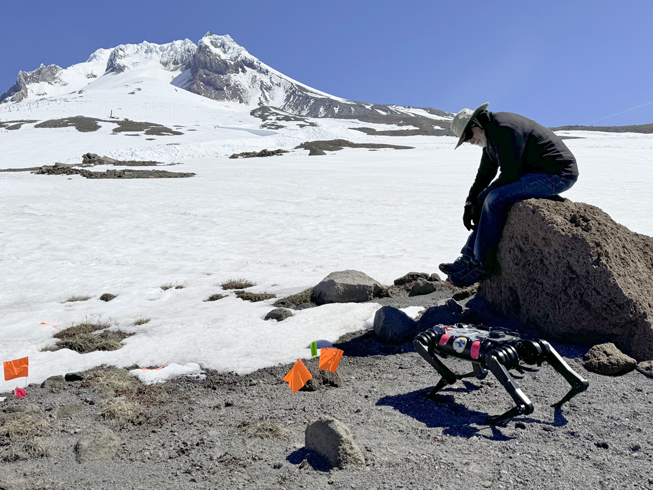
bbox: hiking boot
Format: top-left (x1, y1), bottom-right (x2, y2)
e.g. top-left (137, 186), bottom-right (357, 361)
top-left (448, 260), bottom-right (490, 287)
top-left (439, 255), bottom-right (472, 276)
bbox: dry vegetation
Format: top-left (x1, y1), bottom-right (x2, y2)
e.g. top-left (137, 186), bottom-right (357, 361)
top-left (234, 291), bottom-right (277, 302)
top-left (205, 294), bottom-right (227, 302)
top-left (160, 282), bottom-right (186, 291)
top-left (220, 278), bottom-right (256, 290)
top-left (63, 295), bottom-right (92, 303)
top-left (42, 320), bottom-right (134, 354)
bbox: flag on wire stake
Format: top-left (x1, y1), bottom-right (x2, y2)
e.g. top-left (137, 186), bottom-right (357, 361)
top-left (310, 341), bottom-right (318, 357)
top-left (283, 359), bottom-right (312, 393)
top-left (4, 357), bottom-right (29, 381)
top-left (319, 348), bottom-right (344, 373)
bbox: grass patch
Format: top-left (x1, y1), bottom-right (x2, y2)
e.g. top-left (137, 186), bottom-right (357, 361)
top-left (63, 295), bottom-right (92, 303)
top-left (0, 412), bottom-right (53, 461)
top-left (235, 291), bottom-right (277, 302)
top-left (238, 420), bottom-right (290, 440)
top-left (221, 279), bottom-right (256, 290)
top-left (43, 320), bottom-right (134, 354)
top-left (84, 367), bottom-right (138, 394)
top-left (102, 396), bottom-right (139, 423)
top-left (205, 294), bottom-right (227, 302)
top-left (161, 282), bottom-right (186, 291)
top-left (133, 317), bottom-right (151, 326)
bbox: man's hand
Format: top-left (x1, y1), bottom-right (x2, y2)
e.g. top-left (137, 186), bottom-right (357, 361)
top-left (463, 201), bottom-right (477, 231)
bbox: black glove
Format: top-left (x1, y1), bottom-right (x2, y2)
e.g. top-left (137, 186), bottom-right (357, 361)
top-left (463, 201), bottom-right (476, 231)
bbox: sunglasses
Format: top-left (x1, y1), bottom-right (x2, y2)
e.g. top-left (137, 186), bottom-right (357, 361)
top-left (464, 121), bottom-right (481, 142)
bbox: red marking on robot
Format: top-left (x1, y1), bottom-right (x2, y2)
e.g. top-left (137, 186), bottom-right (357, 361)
top-left (470, 341), bottom-right (481, 359)
top-left (439, 334), bottom-right (452, 346)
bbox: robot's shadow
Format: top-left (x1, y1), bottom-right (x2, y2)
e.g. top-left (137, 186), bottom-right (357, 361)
top-left (376, 383), bottom-right (568, 440)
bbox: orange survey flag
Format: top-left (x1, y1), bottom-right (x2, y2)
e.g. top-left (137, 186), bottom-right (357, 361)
top-left (318, 348), bottom-right (344, 373)
top-left (4, 357), bottom-right (29, 381)
top-left (283, 359), bottom-right (312, 393)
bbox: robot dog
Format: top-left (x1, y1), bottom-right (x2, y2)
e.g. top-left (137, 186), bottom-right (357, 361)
top-left (413, 324), bottom-right (589, 425)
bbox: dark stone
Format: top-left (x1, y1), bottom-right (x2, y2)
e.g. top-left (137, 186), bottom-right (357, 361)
top-left (583, 343), bottom-right (637, 376)
top-left (394, 272), bottom-right (430, 286)
top-left (100, 293), bottom-right (116, 302)
top-left (265, 308), bottom-right (293, 322)
top-left (65, 372), bottom-right (85, 382)
top-left (373, 306), bottom-right (416, 344)
top-left (417, 300), bottom-right (464, 331)
top-left (409, 278), bottom-right (437, 296)
top-left (637, 360), bottom-right (653, 379)
top-left (478, 199), bottom-right (653, 361)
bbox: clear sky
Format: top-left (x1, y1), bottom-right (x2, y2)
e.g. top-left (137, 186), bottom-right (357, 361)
top-left (1, 0), bottom-right (651, 127)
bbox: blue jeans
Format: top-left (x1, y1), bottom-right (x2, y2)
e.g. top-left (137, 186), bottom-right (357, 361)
top-left (461, 173), bottom-right (577, 267)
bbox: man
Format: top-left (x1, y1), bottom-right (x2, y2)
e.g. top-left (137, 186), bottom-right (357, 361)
top-left (440, 103), bottom-right (578, 287)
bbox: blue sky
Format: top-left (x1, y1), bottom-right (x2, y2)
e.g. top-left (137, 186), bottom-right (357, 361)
top-left (1, 0), bottom-right (650, 126)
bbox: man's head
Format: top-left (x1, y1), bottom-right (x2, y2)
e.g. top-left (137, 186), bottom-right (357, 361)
top-left (451, 103), bottom-right (489, 149)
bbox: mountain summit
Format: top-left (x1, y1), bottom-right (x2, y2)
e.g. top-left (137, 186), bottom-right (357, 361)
top-left (0, 32), bottom-right (451, 132)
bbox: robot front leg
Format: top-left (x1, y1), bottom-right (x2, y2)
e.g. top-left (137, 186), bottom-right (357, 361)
top-left (538, 340), bottom-right (589, 408)
top-left (484, 348), bottom-right (534, 425)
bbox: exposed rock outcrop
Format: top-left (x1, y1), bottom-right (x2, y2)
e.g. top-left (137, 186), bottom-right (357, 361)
top-left (478, 198), bottom-right (653, 361)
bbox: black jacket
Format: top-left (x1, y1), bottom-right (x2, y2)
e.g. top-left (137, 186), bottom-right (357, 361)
top-left (466, 111), bottom-right (578, 203)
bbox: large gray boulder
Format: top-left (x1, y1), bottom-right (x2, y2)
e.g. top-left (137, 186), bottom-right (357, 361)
top-left (311, 270), bottom-right (382, 305)
top-left (478, 198), bottom-right (653, 361)
top-left (305, 417), bottom-right (365, 469)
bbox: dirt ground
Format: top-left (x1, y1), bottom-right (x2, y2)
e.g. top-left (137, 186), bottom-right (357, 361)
top-left (1, 288), bottom-right (652, 490)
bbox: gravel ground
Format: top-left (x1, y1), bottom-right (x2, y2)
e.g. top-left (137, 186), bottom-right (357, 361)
top-left (1, 288), bottom-right (652, 490)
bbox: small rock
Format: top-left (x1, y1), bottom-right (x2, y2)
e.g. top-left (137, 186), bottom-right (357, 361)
top-left (393, 272), bottom-right (430, 286)
top-left (100, 293), bottom-right (117, 302)
top-left (416, 300), bottom-right (464, 331)
top-left (41, 375), bottom-right (66, 393)
top-left (583, 343), bottom-right (637, 376)
top-left (409, 278), bottom-right (437, 296)
top-left (373, 306), bottom-right (416, 344)
top-left (636, 360), bottom-right (653, 379)
top-left (75, 428), bottom-right (121, 463)
top-left (595, 441), bottom-right (609, 449)
top-left (65, 372), bottom-right (85, 382)
top-left (305, 417), bottom-right (365, 469)
top-left (265, 308), bottom-right (293, 322)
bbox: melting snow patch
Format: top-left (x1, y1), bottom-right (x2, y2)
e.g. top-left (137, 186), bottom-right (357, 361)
top-left (129, 362), bottom-right (204, 385)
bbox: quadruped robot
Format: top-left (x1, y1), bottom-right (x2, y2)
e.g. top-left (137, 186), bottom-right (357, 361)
top-left (413, 324), bottom-right (589, 425)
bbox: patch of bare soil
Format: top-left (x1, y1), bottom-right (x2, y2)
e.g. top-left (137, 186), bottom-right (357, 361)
top-left (296, 139), bottom-right (413, 156)
top-left (1, 289), bottom-right (652, 490)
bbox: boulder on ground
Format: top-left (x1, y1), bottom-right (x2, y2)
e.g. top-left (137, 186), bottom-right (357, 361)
top-left (417, 299), bottom-right (463, 331)
top-left (311, 270), bottom-right (382, 305)
top-left (99, 293), bottom-right (116, 302)
top-left (305, 417), bottom-right (365, 469)
top-left (583, 343), bottom-right (637, 376)
top-left (373, 306), bottom-right (416, 344)
top-left (478, 198), bottom-right (653, 361)
top-left (264, 308), bottom-right (293, 322)
top-left (636, 360), bottom-right (653, 379)
top-left (409, 278), bottom-right (438, 297)
top-left (75, 428), bottom-right (120, 463)
top-left (394, 272), bottom-right (430, 286)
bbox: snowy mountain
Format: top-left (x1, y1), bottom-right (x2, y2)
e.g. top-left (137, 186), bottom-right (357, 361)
top-left (0, 32), bottom-right (451, 133)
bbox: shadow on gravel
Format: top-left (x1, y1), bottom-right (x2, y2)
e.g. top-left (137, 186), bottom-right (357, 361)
top-left (286, 448), bottom-right (331, 472)
top-left (378, 385), bottom-right (570, 440)
top-left (334, 330), bottom-right (413, 357)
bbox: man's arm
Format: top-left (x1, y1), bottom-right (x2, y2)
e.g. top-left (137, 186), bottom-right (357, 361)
top-left (495, 126), bottom-right (528, 186)
top-left (466, 151), bottom-right (498, 204)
